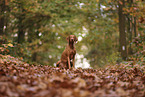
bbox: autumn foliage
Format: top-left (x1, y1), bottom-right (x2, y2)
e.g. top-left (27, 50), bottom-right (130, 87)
top-left (0, 54), bottom-right (145, 97)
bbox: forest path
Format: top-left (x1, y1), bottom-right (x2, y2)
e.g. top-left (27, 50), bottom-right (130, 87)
top-left (0, 54), bottom-right (145, 97)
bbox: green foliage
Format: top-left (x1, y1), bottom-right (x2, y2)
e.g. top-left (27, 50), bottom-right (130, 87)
top-left (106, 52), bottom-right (121, 65)
top-left (132, 35), bottom-right (145, 53)
top-left (0, 0), bottom-right (144, 67)
top-left (128, 34), bottom-right (145, 66)
top-left (0, 42), bottom-right (31, 61)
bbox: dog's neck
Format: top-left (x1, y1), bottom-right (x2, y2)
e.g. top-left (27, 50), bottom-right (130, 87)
top-left (69, 42), bottom-right (75, 49)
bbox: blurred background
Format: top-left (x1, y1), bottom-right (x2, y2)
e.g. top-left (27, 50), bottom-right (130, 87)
top-left (0, 0), bottom-right (144, 68)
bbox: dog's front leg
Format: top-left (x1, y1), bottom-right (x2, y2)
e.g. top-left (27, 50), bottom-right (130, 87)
top-left (73, 56), bottom-right (75, 68)
top-left (67, 57), bottom-right (71, 69)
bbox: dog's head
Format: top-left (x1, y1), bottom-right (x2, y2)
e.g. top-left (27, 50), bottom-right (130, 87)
top-left (67, 35), bottom-right (78, 43)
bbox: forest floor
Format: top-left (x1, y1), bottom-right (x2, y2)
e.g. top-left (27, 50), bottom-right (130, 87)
top-left (0, 54), bottom-right (145, 97)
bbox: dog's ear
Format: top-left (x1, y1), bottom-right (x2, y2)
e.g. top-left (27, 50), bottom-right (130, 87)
top-left (75, 36), bottom-right (78, 42)
top-left (66, 36), bottom-right (70, 42)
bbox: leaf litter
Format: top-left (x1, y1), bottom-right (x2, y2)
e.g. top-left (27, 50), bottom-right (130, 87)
top-left (0, 54), bottom-right (145, 97)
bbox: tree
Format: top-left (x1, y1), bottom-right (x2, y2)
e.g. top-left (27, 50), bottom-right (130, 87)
top-left (1, 0), bottom-right (144, 67)
top-left (0, 0), bottom-right (5, 35)
top-left (16, 1), bottom-right (25, 43)
top-left (127, 0), bottom-right (133, 55)
top-left (118, 0), bottom-right (127, 60)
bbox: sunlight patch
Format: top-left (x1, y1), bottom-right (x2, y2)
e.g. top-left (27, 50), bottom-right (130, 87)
top-left (78, 36), bottom-right (82, 41)
top-left (75, 54), bottom-right (91, 69)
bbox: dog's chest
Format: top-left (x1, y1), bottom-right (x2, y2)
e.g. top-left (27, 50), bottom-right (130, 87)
top-left (69, 49), bottom-right (76, 59)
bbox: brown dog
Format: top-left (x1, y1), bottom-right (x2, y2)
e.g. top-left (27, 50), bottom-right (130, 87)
top-left (56, 35), bottom-right (78, 69)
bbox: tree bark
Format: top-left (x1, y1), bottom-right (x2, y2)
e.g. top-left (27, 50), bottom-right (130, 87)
top-left (0, 0), bottom-right (5, 35)
top-left (98, 0), bottom-right (101, 16)
top-left (134, 17), bottom-right (137, 37)
top-left (32, 52), bottom-right (37, 62)
top-left (118, 0), bottom-right (127, 60)
top-left (127, 0), bottom-right (133, 55)
top-left (17, 16), bottom-right (25, 43)
top-left (17, 3), bottom-right (25, 44)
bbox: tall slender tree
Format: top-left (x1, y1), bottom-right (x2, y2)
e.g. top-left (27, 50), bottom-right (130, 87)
top-left (127, 0), bottom-right (133, 55)
top-left (118, 0), bottom-right (127, 60)
top-left (0, 0), bottom-right (5, 35)
top-left (17, 2), bottom-right (25, 44)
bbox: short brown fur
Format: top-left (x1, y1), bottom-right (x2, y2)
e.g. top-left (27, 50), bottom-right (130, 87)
top-left (56, 35), bottom-right (78, 69)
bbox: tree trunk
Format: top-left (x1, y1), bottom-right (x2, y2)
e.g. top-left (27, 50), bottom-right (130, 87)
top-left (32, 52), bottom-right (37, 62)
top-left (17, 16), bottom-right (25, 43)
top-left (127, 16), bottom-right (133, 55)
top-left (98, 0), bottom-right (101, 16)
top-left (0, 0), bottom-right (5, 35)
top-left (127, 0), bottom-right (133, 55)
top-left (134, 17), bottom-right (137, 37)
top-left (17, 3), bottom-right (25, 44)
top-left (118, 0), bottom-right (127, 60)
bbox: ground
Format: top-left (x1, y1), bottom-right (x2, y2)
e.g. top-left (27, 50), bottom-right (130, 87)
top-left (0, 54), bottom-right (145, 97)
